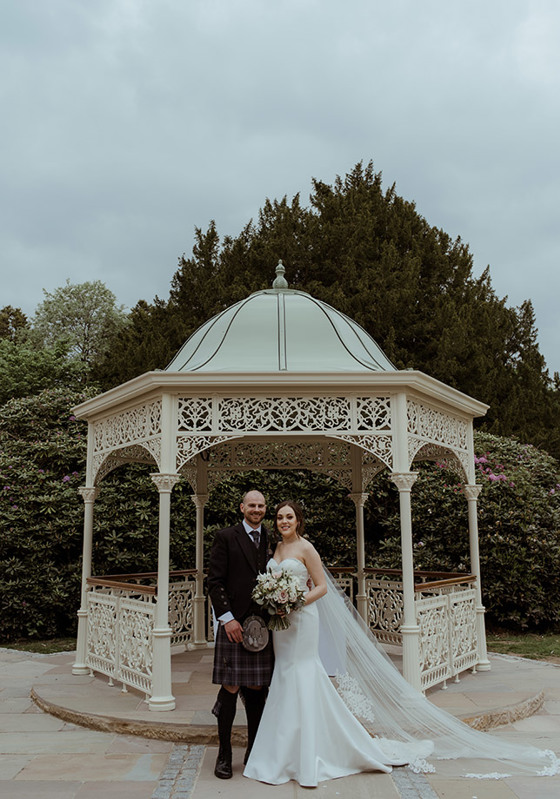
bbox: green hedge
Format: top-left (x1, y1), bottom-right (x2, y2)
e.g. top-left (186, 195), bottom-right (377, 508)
top-left (1, 388), bottom-right (559, 640)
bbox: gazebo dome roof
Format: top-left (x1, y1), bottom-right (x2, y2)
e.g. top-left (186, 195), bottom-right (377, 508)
top-left (165, 262), bottom-right (395, 373)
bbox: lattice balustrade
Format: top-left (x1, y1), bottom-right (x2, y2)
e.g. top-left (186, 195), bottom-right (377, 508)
top-left (365, 576), bottom-right (404, 645)
top-left (86, 574), bottom-right (199, 696)
top-left (86, 587), bottom-right (155, 693)
top-left (86, 591), bottom-right (118, 679)
top-left (415, 594), bottom-right (452, 690)
top-left (330, 570), bottom-right (355, 604)
top-left (416, 580), bottom-right (478, 691)
top-left (364, 572), bottom-right (479, 691)
top-left (449, 587), bottom-right (478, 675)
top-left (169, 577), bottom-right (196, 647)
top-left (117, 598), bottom-right (155, 694)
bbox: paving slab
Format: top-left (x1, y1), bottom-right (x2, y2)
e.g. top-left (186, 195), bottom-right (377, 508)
top-left (2, 648), bottom-right (560, 798)
top-left (15, 752), bottom-right (169, 781)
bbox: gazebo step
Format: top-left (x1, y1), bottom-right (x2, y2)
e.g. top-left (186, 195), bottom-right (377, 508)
top-left (31, 649), bottom-right (545, 744)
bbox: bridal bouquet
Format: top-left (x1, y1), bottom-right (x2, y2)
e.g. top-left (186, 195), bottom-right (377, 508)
top-left (252, 567), bottom-right (306, 631)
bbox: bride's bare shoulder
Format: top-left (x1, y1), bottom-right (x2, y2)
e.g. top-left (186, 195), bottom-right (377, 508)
top-left (300, 539), bottom-right (320, 560)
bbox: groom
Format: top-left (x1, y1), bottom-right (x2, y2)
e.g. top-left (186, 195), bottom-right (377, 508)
top-left (207, 489), bottom-right (274, 779)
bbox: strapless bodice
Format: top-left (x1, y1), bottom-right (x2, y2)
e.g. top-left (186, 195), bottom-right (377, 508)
top-left (268, 557), bottom-right (309, 591)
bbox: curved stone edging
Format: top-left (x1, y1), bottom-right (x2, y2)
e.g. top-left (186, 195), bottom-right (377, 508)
top-left (30, 687), bottom-right (245, 744)
top-left (459, 689), bottom-right (544, 731)
top-left (31, 685), bottom-right (545, 743)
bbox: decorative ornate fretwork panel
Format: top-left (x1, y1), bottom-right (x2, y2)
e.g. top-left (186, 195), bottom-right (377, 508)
top-left (86, 587), bottom-right (156, 694)
top-left (415, 594), bottom-right (452, 690)
top-left (93, 400), bottom-right (162, 452)
top-left (176, 395), bottom-right (392, 434)
top-left (176, 435), bottom-right (238, 471)
top-left (415, 581), bottom-right (478, 691)
top-left (449, 588), bottom-right (478, 675)
top-left (365, 577), bottom-right (404, 645)
top-left (117, 597), bottom-right (154, 694)
top-left (333, 434), bottom-right (393, 470)
top-left (168, 577), bottom-right (196, 647)
top-left (356, 397), bottom-right (391, 430)
top-left (411, 442), bottom-right (469, 481)
top-left (178, 397), bottom-right (213, 432)
top-left (407, 400), bottom-right (468, 448)
top-left (224, 396), bottom-right (352, 431)
top-left (93, 443), bottom-right (160, 484)
top-left (91, 400), bottom-right (162, 483)
top-left (179, 439), bottom-right (358, 492)
top-left (407, 400), bottom-right (469, 479)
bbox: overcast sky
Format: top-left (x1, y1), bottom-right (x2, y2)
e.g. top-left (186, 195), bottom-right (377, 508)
top-left (1, 0), bottom-right (559, 375)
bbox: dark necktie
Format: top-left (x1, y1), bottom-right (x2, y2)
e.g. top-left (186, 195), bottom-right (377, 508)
top-left (252, 530), bottom-right (260, 548)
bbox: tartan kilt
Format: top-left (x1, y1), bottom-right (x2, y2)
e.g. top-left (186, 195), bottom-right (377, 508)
top-left (212, 622), bottom-right (274, 687)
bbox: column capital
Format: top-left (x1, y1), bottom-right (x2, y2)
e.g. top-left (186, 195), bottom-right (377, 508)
top-left (389, 472), bottom-right (418, 492)
top-left (78, 486), bottom-right (99, 503)
top-left (348, 492), bottom-right (369, 509)
top-left (464, 483), bottom-right (482, 500)
top-left (150, 473), bottom-right (181, 493)
top-left (191, 493), bottom-right (209, 510)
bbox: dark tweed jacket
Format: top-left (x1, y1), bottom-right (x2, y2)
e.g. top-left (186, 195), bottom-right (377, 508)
top-left (207, 522), bottom-right (270, 622)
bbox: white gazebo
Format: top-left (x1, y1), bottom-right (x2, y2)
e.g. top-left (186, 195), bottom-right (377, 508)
top-left (71, 262), bottom-right (490, 710)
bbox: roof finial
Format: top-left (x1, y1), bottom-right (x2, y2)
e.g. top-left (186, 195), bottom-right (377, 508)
top-left (272, 259), bottom-right (289, 289)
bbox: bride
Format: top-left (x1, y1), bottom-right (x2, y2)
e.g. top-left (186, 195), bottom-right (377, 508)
top-left (243, 500), bottom-right (432, 786)
top-left (244, 500), bottom-right (560, 787)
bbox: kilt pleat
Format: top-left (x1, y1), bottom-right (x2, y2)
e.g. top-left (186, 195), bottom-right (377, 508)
top-left (212, 623), bottom-right (274, 686)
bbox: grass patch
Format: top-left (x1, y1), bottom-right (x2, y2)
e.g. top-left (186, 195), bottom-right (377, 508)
top-left (486, 632), bottom-right (560, 660)
top-left (0, 638), bottom-right (76, 654)
top-left (2, 633), bottom-right (560, 661)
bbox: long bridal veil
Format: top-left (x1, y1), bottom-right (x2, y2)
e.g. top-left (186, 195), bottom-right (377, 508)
top-left (317, 569), bottom-right (559, 779)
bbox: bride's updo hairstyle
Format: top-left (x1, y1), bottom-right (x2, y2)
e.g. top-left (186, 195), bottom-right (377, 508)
top-left (274, 500), bottom-right (305, 538)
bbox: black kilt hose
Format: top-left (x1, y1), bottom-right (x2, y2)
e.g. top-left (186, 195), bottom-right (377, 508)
top-left (208, 523), bottom-right (274, 687)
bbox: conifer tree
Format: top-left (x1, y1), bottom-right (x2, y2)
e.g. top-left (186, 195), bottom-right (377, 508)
top-left (94, 162), bottom-right (558, 459)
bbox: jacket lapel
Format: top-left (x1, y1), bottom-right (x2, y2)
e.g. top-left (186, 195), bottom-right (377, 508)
top-left (235, 524), bottom-right (258, 572)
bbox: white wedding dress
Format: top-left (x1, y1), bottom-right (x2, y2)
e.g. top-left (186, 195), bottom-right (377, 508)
top-left (243, 558), bottom-right (432, 787)
top-left (244, 558), bottom-right (560, 785)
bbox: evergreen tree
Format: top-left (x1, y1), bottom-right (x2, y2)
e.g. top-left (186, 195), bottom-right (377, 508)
top-left (0, 306), bottom-right (28, 341)
top-left (94, 161), bottom-right (559, 459)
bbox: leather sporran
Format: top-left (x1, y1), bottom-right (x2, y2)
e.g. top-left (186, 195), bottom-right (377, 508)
top-left (241, 615), bottom-right (270, 652)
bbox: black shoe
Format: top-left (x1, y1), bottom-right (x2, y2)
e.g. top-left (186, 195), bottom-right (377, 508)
top-left (214, 750), bottom-right (232, 779)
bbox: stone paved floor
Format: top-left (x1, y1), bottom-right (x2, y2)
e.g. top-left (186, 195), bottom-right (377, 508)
top-left (2, 648), bottom-right (560, 798)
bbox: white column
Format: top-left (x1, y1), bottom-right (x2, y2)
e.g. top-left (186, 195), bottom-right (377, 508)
top-left (389, 472), bottom-right (421, 691)
top-left (190, 493), bottom-right (209, 647)
top-left (73, 487), bottom-right (98, 675)
top-left (464, 484), bottom-right (491, 671)
top-left (349, 492), bottom-right (369, 621)
top-left (149, 473), bottom-right (180, 711)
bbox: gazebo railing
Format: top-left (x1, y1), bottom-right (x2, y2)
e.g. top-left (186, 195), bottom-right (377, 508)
top-left (85, 567), bottom-right (477, 696)
top-left (86, 570), bottom-right (197, 696)
top-left (365, 568), bottom-right (478, 690)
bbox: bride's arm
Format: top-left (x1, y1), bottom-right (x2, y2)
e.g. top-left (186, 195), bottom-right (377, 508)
top-left (302, 544), bottom-right (327, 605)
